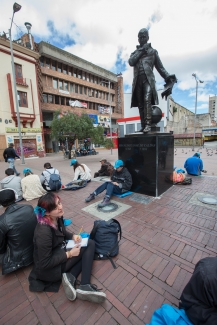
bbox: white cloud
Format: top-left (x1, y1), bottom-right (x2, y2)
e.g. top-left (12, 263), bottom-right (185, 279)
top-left (1, 0), bottom-right (217, 110)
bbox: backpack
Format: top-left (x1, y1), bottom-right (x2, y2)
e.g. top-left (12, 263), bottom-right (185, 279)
top-left (90, 218), bottom-right (121, 269)
top-left (106, 163), bottom-right (114, 176)
top-left (46, 169), bottom-right (61, 191)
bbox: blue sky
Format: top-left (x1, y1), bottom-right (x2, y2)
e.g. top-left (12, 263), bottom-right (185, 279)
top-left (1, 0), bottom-right (217, 115)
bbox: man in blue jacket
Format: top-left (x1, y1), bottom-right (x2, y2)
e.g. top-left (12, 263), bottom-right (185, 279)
top-left (184, 153), bottom-right (206, 176)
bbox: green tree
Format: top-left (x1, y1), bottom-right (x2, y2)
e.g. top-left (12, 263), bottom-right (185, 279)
top-left (50, 111), bottom-right (105, 153)
top-left (104, 138), bottom-right (114, 150)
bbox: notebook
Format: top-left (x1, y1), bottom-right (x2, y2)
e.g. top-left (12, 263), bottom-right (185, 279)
top-left (66, 237), bottom-right (88, 249)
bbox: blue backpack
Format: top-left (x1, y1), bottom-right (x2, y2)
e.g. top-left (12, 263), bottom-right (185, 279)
top-left (90, 218), bottom-right (121, 269)
top-left (46, 169), bottom-right (61, 191)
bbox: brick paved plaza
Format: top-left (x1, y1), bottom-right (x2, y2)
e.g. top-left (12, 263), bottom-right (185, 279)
top-left (0, 148), bottom-right (217, 324)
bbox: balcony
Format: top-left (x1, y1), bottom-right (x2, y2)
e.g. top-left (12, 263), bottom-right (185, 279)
top-left (16, 77), bottom-right (28, 87)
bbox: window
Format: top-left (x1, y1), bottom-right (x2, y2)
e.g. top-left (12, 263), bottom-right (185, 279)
top-left (98, 91), bottom-right (101, 98)
top-left (70, 83), bottom-right (74, 92)
top-left (63, 65), bottom-right (67, 74)
top-left (46, 58), bottom-right (50, 68)
top-left (68, 67), bottom-right (72, 76)
top-left (59, 80), bottom-right (63, 90)
top-left (55, 95), bottom-right (59, 104)
top-left (51, 60), bottom-right (56, 71)
top-left (18, 91), bottom-right (28, 107)
top-left (53, 79), bottom-right (58, 89)
top-left (95, 76), bottom-right (98, 84)
top-left (15, 64), bottom-right (23, 79)
top-left (91, 89), bottom-right (94, 97)
top-left (90, 75), bottom-right (93, 83)
top-left (48, 95), bottom-right (53, 103)
top-left (106, 93), bottom-right (108, 100)
top-left (60, 97), bottom-right (65, 105)
top-left (88, 88), bottom-right (91, 96)
top-left (84, 87), bottom-right (87, 95)
top-left (86, 73), bottom-right (89, 82)
top-left (40, 56), bottom-right (44, 67)
top-left (79, 86), bottom-right (82, 94)
top-left (95, 90), bottom-right (98, 98)
top-left (75, 84), bottom-right (78, 93)
top-left (78, 70), bottom-right (82, 79)
top-left (83, 72), bottom-right (86, 80)
top-left (58, 62), bottom-right (62, 73)
top-left (43, 94), bottom-right (48, 103)
top-left (64, 81), bottom-right (68, 91)
top-left (73, 69), bottom-right (77, 77)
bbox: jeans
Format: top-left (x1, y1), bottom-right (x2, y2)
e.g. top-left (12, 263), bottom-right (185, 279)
top-left (7, 158), bottom-right (19, 176)
top-left (94, 181), bottom-right (122, 198)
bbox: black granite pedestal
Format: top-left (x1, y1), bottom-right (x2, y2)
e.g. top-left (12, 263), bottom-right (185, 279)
top-left (118, 133), bottom-right (174, 197)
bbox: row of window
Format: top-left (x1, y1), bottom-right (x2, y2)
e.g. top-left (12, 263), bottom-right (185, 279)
top-left (42, 93), bottom-right (115, 112)
top-left (40, 56), bottom-right (115, 88)
top-left (52, 78), bottom-right (114, 101)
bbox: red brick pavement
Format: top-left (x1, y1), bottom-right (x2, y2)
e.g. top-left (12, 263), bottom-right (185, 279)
top-left (0, 154), bottom-right (217, 324)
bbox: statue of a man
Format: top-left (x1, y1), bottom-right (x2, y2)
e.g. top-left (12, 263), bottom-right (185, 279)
top-left (129, 28), bottom-right (176, 133)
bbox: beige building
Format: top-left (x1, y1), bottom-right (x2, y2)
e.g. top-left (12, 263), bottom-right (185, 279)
top-left (209, 95), bottom-right (217, 122)
top-left (0, 35), bottom-right (44, 158)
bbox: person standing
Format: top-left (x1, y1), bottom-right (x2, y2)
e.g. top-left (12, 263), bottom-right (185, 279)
top-left (184, 153), bottom-right (206, 176)
top-left (3, 143), bottom-right (20, 176)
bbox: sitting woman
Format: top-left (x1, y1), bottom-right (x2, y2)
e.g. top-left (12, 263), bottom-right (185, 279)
top-left (70, 159), bottom-right (91, 182)
top-left (21, 168), bottom-right (47, 201)
top-left (28, 192), bottom-right (106, 303)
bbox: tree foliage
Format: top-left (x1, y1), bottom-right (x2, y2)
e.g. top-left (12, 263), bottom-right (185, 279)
top-left (104, 138), bottom-right (114, 149)
top-left (50, 111), bottom-right (105, 146)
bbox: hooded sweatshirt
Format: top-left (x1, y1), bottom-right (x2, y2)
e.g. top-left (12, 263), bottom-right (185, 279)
top-left (0, 175), bottom-right (23, 200)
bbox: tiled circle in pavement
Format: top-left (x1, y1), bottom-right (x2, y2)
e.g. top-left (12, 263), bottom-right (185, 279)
top-left (97, 202), bottom-right (119, 213)
top-left (198, 196), bottom-right (217, 205)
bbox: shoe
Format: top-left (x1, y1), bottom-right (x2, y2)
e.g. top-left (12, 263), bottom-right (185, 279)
top-left (62, 273), bottom-right (76, 301)
top-left (63, 219), bottom-right (72, 226)
top-left (76, 284), bottom-right (106, 303)
top-left (143, 125), bottom-right (151, 133)
top-left (85, 193), bottom-right (95, 202)
top-left (98, 197), bottom-right (110, 208)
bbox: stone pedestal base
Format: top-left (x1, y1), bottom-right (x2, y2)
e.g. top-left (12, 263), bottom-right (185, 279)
top-left (118, 133), bottom-right (174, 197)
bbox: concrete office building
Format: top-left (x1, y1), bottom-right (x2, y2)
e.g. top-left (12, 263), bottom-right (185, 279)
top-left (209, 95), bottom-right (217, 122)
top-left (35, 42), bottom-right (124, 152)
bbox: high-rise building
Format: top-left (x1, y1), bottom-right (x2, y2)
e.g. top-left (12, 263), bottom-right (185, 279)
top-left (209, 95), bottom-right (217, 121)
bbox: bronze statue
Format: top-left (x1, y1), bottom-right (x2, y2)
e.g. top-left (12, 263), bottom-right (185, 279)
top-left (129, 28), bottom-right (177, 133)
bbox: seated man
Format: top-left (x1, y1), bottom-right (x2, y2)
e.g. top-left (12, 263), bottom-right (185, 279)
top-left (184, 153), bottom-right (206, 176)
top-left (85, 160), bottom-right (132, 207)
top-left (0, 168), bottom-right (23, 201)
top-left (0, 189), bottom-right (37, 274)
top-left (179, 257), bottom-right (217, 325)
top-left (94, 159), bottom-right (112, 178)
top-left (40, 162), bottom-right (61, 191)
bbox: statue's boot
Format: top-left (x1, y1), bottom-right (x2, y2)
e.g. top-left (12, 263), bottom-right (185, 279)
top-left (138, 108), bottom-right (145, 132)
top-left (143, 118), bottom-right (151, 133)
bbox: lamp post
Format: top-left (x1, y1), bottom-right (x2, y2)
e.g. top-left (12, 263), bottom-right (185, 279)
top-left (100, 80), bottom-right (112, 154)
top-left (9, 2), bottom-right (25, 164)
top-left (192, 73), bottom-right (204, 151)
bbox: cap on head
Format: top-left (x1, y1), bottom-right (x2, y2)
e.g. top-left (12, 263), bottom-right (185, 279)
top-left (70, 159), bottom-right (77, 166)
top-left (0, 189), bottom-right (16, 207)
top-left (114, 160), bottom-right (124, 169)
top-left (23, 168), bottom-right (32, 175)
top-left (194, 153), bottom-right (200, 157)
top-left (100, 158), bottom-right (107, 162)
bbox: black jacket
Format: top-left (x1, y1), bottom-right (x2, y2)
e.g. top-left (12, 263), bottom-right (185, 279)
top-left (0, 203), bottom-right (37, 274)
top-left (3, 147), bottom-right (20, 162)
top-left (179, 257), bottom-right (217, 325)
top-left (111, 167), bottom-right (132, 191)
top-left (29, 217), bottom-right (73, 292)
top-left (97, 162), bottom-right (111, 176)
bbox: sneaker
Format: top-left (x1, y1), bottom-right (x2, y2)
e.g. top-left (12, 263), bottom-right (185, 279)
top-left (85, 193), bottom-right (95, 202)
top-left (98, 197), bottom-right (110, 208)
top-left (76, 284), bottom-right (106, 303)
top-left (62, 273), bottom-right (76, 301)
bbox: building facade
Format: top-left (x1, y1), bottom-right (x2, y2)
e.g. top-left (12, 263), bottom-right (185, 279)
top-left (0, 35), bottom-right (44, 159)
top-left (35, 42), bottom-right (124, 152)
top-left (209, 95), bottom-right (217, 123)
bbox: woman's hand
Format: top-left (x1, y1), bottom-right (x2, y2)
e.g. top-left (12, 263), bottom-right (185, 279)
top-left (73, 234), bottom-right (82, 243)
top-left (66, 245), bottom-right (81, 258)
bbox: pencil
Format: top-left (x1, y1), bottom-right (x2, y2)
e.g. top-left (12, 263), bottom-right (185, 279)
top-left (78, 226), bottom-right (83, 235)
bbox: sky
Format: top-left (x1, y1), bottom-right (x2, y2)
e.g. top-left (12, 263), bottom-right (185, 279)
top-left (1, 0), bottom-right (217, 115)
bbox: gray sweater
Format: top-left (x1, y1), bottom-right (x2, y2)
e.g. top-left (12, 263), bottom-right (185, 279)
top-left (0, 175), bottom-right (23, 200)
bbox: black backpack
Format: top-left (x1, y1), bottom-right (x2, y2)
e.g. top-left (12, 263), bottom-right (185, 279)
top-left (46, 169), bottom-right (61, 191)
top-left (90, 218), bottom-right (121, 269)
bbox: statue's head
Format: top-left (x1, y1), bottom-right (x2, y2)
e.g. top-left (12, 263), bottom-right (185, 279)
top-left (138, 28), bottom-right (149, 46)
